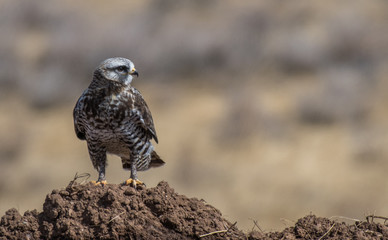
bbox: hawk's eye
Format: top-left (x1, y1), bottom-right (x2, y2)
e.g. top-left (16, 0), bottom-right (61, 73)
top-left (116, 66), bottom-right (127, 72)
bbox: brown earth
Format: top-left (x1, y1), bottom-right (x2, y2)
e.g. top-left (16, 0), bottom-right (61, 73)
top-left (0, 181), bottom-right (387, 240)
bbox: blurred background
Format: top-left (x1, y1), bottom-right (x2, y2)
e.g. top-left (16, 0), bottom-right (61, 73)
top-left (0, 0), bottom-right (387, 231)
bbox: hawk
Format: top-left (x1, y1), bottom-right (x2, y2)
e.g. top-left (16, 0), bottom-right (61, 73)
top-left (73, 57), bottom-right (164, 187)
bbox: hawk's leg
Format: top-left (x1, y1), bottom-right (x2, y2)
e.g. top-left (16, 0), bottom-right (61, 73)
top-left (124, 155), bottom-right (144, 188)
top-left (97, 163), bottom-right (106, 183)
top-left (88, 143), bottom-right (107, 185)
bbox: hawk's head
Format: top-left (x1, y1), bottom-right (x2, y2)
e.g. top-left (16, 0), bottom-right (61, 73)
top-left (95, 57), bottom-right (139, 86)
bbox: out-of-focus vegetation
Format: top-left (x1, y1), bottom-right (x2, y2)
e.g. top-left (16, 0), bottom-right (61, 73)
top-left (0, 0), bottom-right (387, 230)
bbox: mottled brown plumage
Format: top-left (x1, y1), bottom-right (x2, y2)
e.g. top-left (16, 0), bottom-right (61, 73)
top-left (73, 57), bottom-right (164, 186)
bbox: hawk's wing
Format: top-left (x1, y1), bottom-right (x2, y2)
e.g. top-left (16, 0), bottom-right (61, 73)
top-left (73, 92), bottom-right (86, 140)
top-left (131, 88), bottom-right (159, 143)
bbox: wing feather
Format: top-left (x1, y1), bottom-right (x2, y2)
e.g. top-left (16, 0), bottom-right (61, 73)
top-left (131, 88), bottom-right (158, 143)
top-left (73, 93), bottom-right (86, 140)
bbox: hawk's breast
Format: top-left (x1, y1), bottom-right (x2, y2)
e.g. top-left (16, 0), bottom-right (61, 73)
top-left (84, 91), bottom-right (134, 155)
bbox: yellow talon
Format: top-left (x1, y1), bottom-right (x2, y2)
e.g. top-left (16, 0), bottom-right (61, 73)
top-left (125, 178), bottom-right (144, 188)
top-left (91, 180), bottom-right (107, 186)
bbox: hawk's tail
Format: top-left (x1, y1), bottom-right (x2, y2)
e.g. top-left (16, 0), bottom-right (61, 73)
top-left (149, 151), bottom-right (165, 168)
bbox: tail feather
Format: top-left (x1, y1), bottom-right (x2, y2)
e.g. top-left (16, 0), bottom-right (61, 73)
top-left (149, 151), bottom-right (165, 168)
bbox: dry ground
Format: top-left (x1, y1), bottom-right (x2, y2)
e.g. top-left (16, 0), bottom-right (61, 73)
top-left (1, 181), bottom-right (387, 239)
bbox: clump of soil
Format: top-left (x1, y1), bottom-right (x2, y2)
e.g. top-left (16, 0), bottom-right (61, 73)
top-left (249, 214), bottom-right (388, 240)
top-left (0, 180), bottom-right (387, 239)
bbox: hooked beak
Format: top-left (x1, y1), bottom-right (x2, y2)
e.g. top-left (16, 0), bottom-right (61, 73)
top-left (130, 70), bottom-right (139, 77)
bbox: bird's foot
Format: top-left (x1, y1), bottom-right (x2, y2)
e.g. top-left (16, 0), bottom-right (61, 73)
top-left (124, 178), bottom-right (144, 188)
top-left (91, 180), bottom-right (107, 186)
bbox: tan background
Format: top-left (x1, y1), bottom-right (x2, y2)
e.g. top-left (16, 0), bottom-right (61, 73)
top-left (0, 0), bottom-right (387, 231)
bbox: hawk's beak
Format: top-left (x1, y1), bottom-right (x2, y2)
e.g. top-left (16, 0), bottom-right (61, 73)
top-left (130, 70), bottom-right (139, 77)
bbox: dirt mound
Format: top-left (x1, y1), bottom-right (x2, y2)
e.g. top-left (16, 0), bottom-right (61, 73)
top-left (0, 181), bottom-right (244, 239)
top-left (1, 181), bottom-right (387, 240)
